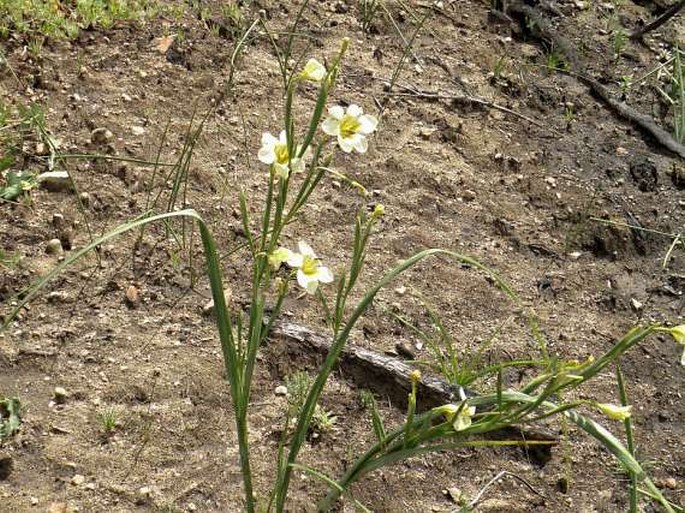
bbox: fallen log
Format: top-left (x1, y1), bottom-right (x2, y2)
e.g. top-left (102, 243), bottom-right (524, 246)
top-left (268, 320), bottom-right (558, 464)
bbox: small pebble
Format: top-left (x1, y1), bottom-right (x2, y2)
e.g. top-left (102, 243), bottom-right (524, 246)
top-left (38, 171), bottom-right (73, 192)
top-left (46, 239), bottom-right (63, 255)
top-left (131, 126), bottom-right (145, 136)
top-left (53, 387), bottom-right (69, 404)
top-left (71, 474), bottom-right (85, 486)
top-left (52, 213), bottom-right (65, 228)
top-left (90, 127), bottom-right (113, 144)
top-left (125, 285), bottom-right (140, 307)
top-left (462, 189), bottom-right (477, 201)
top-left (275, 385), bottom-right (288, 396)
top-left (78, 192), bottom-right (91, 207)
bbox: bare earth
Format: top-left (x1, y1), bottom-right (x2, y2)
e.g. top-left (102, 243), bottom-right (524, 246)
top-left (1, 1), bottom-right (684, 511)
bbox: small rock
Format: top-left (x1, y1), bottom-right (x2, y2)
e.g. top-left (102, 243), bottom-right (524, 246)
top-left (53, 387), bottom-right (69, 404)
top-left (38, 171), bottom-right (73, 192)
top-left (275, 385), bottom-right (288, 396)
top-left (137, 486), bottom-right (152, 504)
top-left (418, 126), bottom-right (437, 139)
top-left (47, 503), bottom-right (68, 513)
top-left (71, 474), bottom-right (85, 486)
top-left (568, 251), bottom-right (582, 261)
top-left (47, 291), bottom-right (71, 303)
top-left (125, 285), bottom-right (140, 307)
top-left (630, 297), bottom-right (644, 312)
top-left (91, 127), bottom-right (114, 144)
top-left (78, 191), bottom-right (91, 207)
top-left (202, 289), bottom-right (233, 316)
top-left (661, 477), bottom-right (678, 489)
top-left (0, 452), bottom-right (13, 480)
top-left (446, 486), bottom-right (463, 504)
top-left (629, 157), bottom-right (658, 192)
top-left (52, 213), bottom-right (65, 228)
top-left (462, 189), bottom-right (477, 201)
top-left (121, 93), bottom-right (133, 102)
top-left (394, 286), bottom-right (407, 296)
top-left (395, 341), bottom-right (415, 360)
top-left (30, 497), bottom-right (39, 506)
top-left (46, 239), bottom-right (63, 255)
top-left (131, 126), bottom-right (145, 136)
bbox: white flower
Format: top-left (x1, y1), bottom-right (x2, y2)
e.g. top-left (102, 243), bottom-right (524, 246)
top-left (271, 241), bottom-right (333, 294)
top-left (257, 131), bottom-right (306, 179)
top-left (596, 403), bottom-right (632, 421)
top-left (300, 58), bottom-right (326, 82)
top-left (436, 402), bottom-right (476, 432)
top-left (322, 104), bottom-right (378, 154)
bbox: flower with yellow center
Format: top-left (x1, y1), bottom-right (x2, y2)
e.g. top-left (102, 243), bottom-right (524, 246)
top-left (258, 131), bottom-right (306, 179)
top-left (299, 58), bottom-right (326, 82)
top-left (322, 104), bottom-right (378, 154)
top-left (270, 241), bottom-right (333, 294)
top-left (596, 403), bottom-right (632, 421)
top-left (666, 325), bottom-right (685, 365)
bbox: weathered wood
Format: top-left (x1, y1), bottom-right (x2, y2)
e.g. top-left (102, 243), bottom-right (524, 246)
top-left (269, 320), bottom-right (558, 461)
top-left (630, 0), bottom-right (685, 40)
top-left (503, 0), bottom-right (685, 159)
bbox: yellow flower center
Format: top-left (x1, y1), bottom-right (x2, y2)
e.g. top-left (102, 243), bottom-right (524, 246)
top-left (274, 143), bottom-right (290, 165)
top-left (301, 255), bottom-right (318, 276)
top-left (340, 114), bottom-right (361, 138)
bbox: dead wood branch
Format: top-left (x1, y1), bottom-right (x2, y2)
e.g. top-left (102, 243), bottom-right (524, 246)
top-left (504, 0), bottom-right (685, 159)
top-left (630, 0), bottom-right (685, 40)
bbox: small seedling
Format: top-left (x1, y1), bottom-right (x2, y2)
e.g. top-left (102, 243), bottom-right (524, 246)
top-left (612, 29), bottom-right (627, 58)
top-left (98, 408), bottom-right (119, 437)
top-left (0, 396), bottom-right (22, 440)
top-left (0, 169), bottom-right (36, 202)
top-left (285, 372), bottom-right (336, 433)
top-left (358, 0), bottom-right (380, 34)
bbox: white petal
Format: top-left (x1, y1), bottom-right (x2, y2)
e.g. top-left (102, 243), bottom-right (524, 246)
top-left (358, 114), bottom-right (378, 134)
top-left (316, 266), bottom-right (334, 283)
top-left (329, 105), bottom-right (345, 120)
top-left (261, 132), bottom-right (278, 146)
top-left (287, 253), bottom-right (303, 268)
top-left (453, 414), bottom-right (472, 432)
top-left (346, 104), bottom-right (363, 117)
top-left (291, 158), bottom-right (305, 174)
top-left (301, 58), bottom-right (326, 81)
top-left (297, 270), bottom-right (318, 294)
top-left (278, 131), bottom-right (288, 145)
top-left (351, 134), bottom-right (368, 154)
top-left (258, 146), bottom-right (275, 164)
top-left (338, 135), bottom-right (355, 153)
top-left (322, 117), bottom-right (340, 136)
top-left (298, 241), bottom-right (316, 258)
top-left (298, 144), bottom-right (312, 160)
top-left (274, 163), bottom-right (290, 179)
